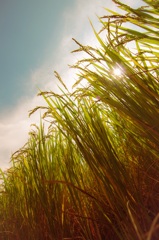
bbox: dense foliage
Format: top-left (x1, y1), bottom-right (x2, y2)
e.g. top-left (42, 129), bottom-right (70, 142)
top-left (0, 0), bottom-right (159, 239)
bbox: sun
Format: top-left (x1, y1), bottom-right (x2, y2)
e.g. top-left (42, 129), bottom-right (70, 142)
top-left (113, 68), bottom-right (122, 76)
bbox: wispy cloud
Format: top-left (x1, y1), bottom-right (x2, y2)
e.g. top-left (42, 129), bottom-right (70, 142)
top-left (0, 94), bottom-right (46, 170)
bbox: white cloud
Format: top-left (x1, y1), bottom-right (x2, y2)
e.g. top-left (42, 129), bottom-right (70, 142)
top-left (0, 94), bottom-right (46, 170)
top-left (0, 0), bottom-right (143, 170)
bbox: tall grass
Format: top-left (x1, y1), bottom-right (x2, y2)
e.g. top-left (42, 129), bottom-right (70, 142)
top-left (0, 0), bottom-right (159, 239)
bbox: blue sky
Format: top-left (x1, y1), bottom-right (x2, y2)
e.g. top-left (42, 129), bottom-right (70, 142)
top-left (0, 0), bottom-right (143, 170)
top-left (0, 0), bottom-right (75, 111)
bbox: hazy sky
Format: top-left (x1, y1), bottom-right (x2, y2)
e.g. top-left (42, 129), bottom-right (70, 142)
top-left (0, 0), bottom-right (143, 170)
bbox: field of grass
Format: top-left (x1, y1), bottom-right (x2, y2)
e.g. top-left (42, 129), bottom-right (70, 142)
top-left (0, 0), bottom-right (159, 239)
